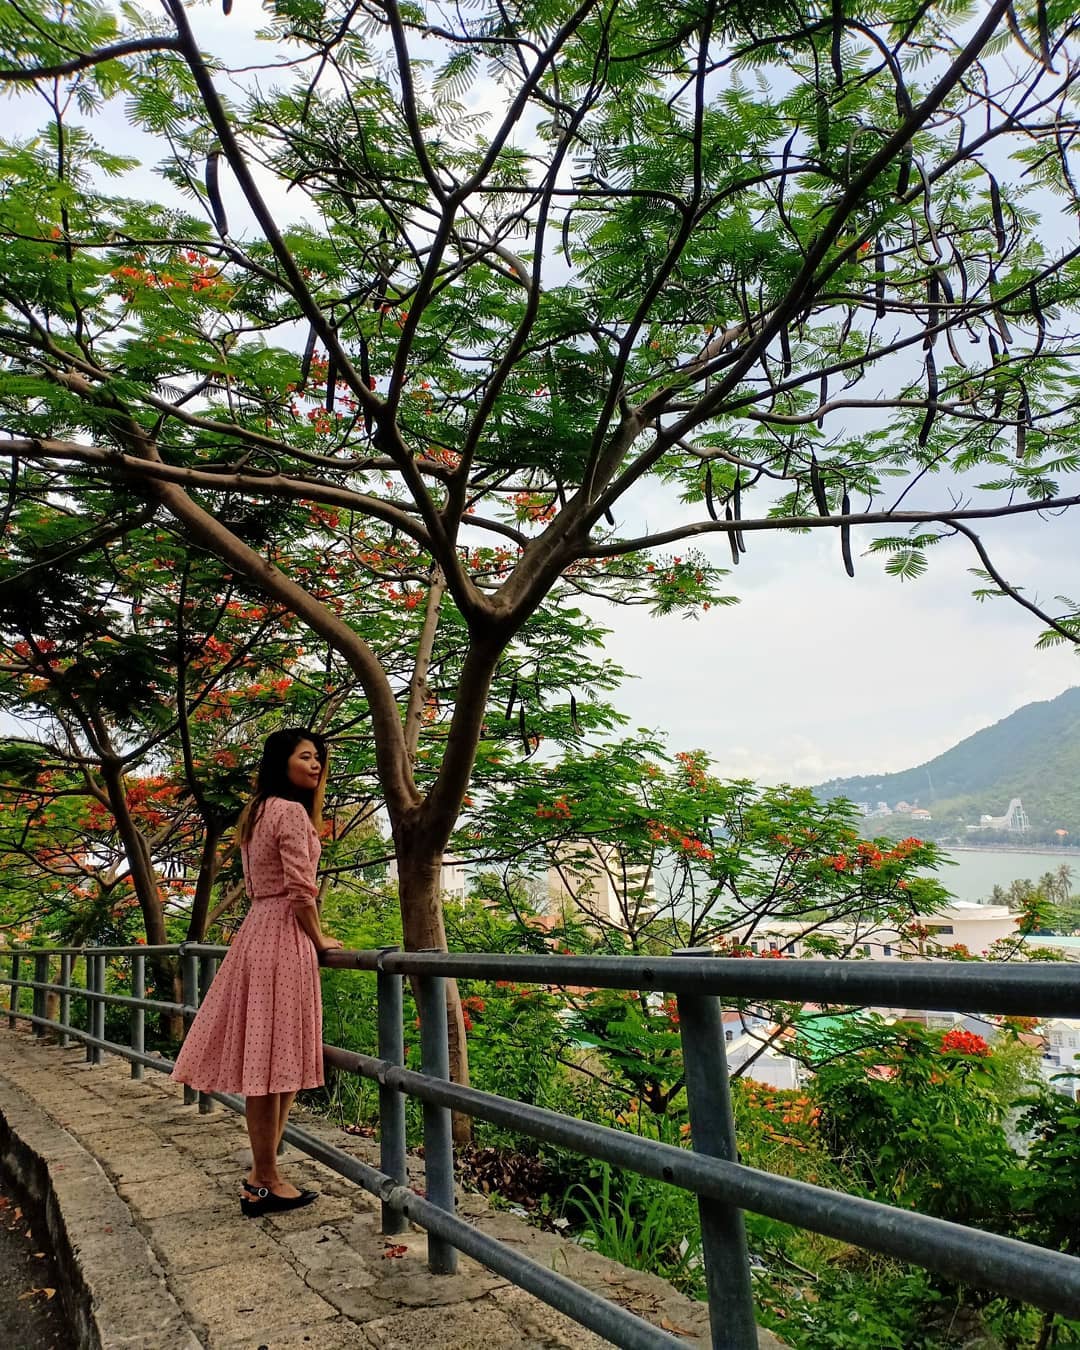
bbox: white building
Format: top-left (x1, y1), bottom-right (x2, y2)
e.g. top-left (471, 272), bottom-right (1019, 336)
top-left (387, 855), bottom-right (467, 903)
top-left (723, 1011), bottom-right (805, 1090)
top-left (546, 843), bottom-right (656, 930)
top-left (738, 900), bottom-right (1017, 961)
top-left (967, 797), bottom-right (1030, 832)
top-left (1041, 1019), bottom-right (1080, 1100)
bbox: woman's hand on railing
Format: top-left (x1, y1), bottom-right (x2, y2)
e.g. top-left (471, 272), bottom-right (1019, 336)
top-left (316, 936), bottom-right (344, 953)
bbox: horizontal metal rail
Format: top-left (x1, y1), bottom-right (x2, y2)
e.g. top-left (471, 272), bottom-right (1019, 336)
top-left (323, 1044), bottom-right (1080, 1319)
top-left (0, 975), bottom-right (189, 1018)
top-left (4, 942), bottom-right (1080, 1349)
top-left (1, 944), bottom-right (208, 958)
top-left (275, 1113), bottom-right (682, 1350)
top-left (5, 1006), bottom-right (176, 1074)
top-left (1, 1001), bottom-right (682, 1350)
top-left (321, 948), bottom-right (1080, 1017)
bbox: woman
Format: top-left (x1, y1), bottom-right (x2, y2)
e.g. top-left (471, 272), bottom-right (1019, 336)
top-left (171, 728), bottom-right (343, 1218)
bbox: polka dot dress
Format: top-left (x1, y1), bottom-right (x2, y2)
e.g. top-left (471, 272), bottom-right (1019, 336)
top-left (171, 797), bottom-right (324, 1097)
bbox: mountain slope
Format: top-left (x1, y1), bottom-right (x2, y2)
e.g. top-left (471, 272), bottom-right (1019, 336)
top-left (814, 687), bottom-right (1080, 839)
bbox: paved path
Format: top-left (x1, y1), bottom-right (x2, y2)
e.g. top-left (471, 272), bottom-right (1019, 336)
top-left (0, 1031), bottom-right (784, 1349)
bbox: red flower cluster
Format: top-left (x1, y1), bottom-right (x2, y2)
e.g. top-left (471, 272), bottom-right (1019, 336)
top-left (823, 836), bottom-right (924, 873)
top-left (512, 492), bottom-right (556, 524)
top-left (644, 817), bottom-right (713, 860)
top-left (535, 796), bottom-right (572, 820)
top-left (940, 1028), bottom-right (990, 1057)
top-left (675, 751), bottom-right (708, 792)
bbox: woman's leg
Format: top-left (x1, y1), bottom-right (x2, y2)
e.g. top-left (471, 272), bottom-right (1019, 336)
top-left (276, 1091), bottom-right (297, 1152)
top-left (245, 1094), bottom-right (301, 1197)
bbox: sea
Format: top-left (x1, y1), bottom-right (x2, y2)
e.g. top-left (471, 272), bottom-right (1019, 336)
top-left (936, 847), bottom-right (1079, 903)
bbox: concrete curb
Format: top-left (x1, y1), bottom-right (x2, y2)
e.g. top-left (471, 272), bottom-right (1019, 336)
top-left (0, 1071), bottom-right (201, 1350)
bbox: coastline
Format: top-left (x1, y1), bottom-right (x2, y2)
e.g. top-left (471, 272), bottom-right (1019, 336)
top-left (942, 844), bottom-right (1080, 858)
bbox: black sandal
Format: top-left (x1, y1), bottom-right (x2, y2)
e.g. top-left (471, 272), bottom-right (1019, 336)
top-left (240, 1180), bottom-right (318, 1218)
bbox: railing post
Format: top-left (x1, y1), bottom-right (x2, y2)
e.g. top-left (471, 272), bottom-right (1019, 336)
top-left (417, 961), bottom-right (456, 1274)
top-left (130, 951), bottom-right (145, 1080)
top-left (84, 950), bottom-right (94, 1063)
top-left (181, 947), bottom-right (198, 1106)
top-left (58, 954), bottom-right (72, 1048)
top-left (674, 949), bottom-right (757, 1350)
top-left (377, 946), bottom-right (407, 1236)
top-left (33, 953), bottom-right (48, 1038)
top-left (7, 951), bottom-right (20, 1029)
top-left (197, 955), bottom-right (217, 1113)
top-left (91, 952), bottom-right (106, 1064)
top-left (84, 955), bottom-right (93, 1058)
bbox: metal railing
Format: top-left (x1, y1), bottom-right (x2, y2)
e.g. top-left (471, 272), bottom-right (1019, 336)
top-left (2, 942), bottom-right (1080, 1350)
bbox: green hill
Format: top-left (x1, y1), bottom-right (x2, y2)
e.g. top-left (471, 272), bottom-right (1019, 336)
top-left (814, 687), bottom-right (1080, 843)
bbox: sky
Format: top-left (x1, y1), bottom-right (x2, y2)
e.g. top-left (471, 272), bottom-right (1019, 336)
top-left (590, 511), bottom-right (1080, 785)
top-left (5, 3), bottom-right (1079, 789)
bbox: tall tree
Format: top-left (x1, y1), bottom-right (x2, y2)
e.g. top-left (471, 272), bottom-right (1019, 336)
top-left (2, 0), bottom-right (1079, 1087)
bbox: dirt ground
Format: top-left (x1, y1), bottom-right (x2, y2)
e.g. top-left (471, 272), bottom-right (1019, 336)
top-left (0, 1170), bottom-right (74, 1350)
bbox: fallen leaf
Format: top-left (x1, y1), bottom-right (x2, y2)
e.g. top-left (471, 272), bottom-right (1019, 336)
top-left (382, 1244), bottom-right (408, 1259)
top-left (17, 1288), bottom-right (56, 1301)
top-left (660, 1317), bottom-right (697, 1335)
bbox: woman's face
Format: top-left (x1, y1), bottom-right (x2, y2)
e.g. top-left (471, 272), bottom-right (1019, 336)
top-left (286, 739), bottom-right (323, 790)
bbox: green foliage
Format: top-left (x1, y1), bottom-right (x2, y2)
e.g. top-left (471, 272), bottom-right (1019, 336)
top-left (563, 1163), bottom-right (705, 1298)
top-left (1014, 1076), bottom-right (1080, 1259)
top-left (0, 1), bottom-right (1076, 955)
top-left (459, 740), bottom-right (947, 952)
top-left (304, 889), bottom-right (1078, 1345)
top-left (813, 1021), bottom-right (1026, 1228)
top-left (762, 1263), bottom-right (953, 1350)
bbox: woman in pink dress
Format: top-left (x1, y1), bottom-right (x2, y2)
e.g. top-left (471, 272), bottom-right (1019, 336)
top-left (171, 728), bottom-right (343, 1217)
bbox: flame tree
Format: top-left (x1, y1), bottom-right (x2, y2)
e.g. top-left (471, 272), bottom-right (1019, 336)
top-left (1, 0), bottom-right (1080, 1088)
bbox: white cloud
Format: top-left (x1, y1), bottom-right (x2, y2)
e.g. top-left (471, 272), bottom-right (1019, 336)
top-left (590, 515), bottom-right (1080, 784)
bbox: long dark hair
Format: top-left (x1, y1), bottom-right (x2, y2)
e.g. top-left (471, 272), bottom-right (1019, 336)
top-left (237, 727), bottom-right (328, 845)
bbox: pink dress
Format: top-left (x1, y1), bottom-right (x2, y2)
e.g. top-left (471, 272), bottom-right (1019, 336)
top-left (171, 797), bottom-right (324, 1096)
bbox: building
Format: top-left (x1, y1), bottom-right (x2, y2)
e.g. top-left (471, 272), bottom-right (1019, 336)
top-left (967, 797), bottom-right (1030, 833)
top-left (1041, 1019), bottom-right (1080, 1100)
top-left (546, 843), bottom-right (656, 930)
top-left (722, 1010), bottom-right (804, 1090)
top-left (912, 901), bottom-right (1016, 955)
top-left (387, 855), bottom-right (467, 903)
top-left (737, 900), bottom-right (1017, 961)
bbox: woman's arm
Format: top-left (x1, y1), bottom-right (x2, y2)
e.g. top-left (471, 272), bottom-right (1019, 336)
top-left (275, 800), bottom-right (343, 952)
top-left (293, 902), bottom-right (343, 954)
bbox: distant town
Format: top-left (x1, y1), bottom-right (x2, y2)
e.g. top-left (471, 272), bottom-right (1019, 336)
top-left (856, 795), bottom-right (1038, 834)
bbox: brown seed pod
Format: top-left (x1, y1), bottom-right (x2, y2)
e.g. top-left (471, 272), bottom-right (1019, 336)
top-left (704, 462), bottom-right (718, 521)
top-left (810, 454), bottom-right (829, 516)
top-left (205, 150), bottom-right (228, 236)
top-left (841, 491), bottom-right (854, 578)
top-left (725, 506), bottom-right (740, 566)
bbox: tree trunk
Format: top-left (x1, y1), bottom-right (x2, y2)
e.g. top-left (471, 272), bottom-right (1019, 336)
top-left (97, 759), bottom-right (182, 1038)
top-left (394, 828), bottom-right (472, 1144)
top-left (186, 821), bottom-right (222, 942)
top-left (99, 758), bottom-right (167, 944)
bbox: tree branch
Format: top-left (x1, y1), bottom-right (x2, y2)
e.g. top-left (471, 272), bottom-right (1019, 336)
top-left (0, 37), bottom-right (182, 82)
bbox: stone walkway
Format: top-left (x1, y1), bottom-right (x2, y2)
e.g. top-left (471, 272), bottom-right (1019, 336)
top-left (0, 1030), bottom-right (784, 1349)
